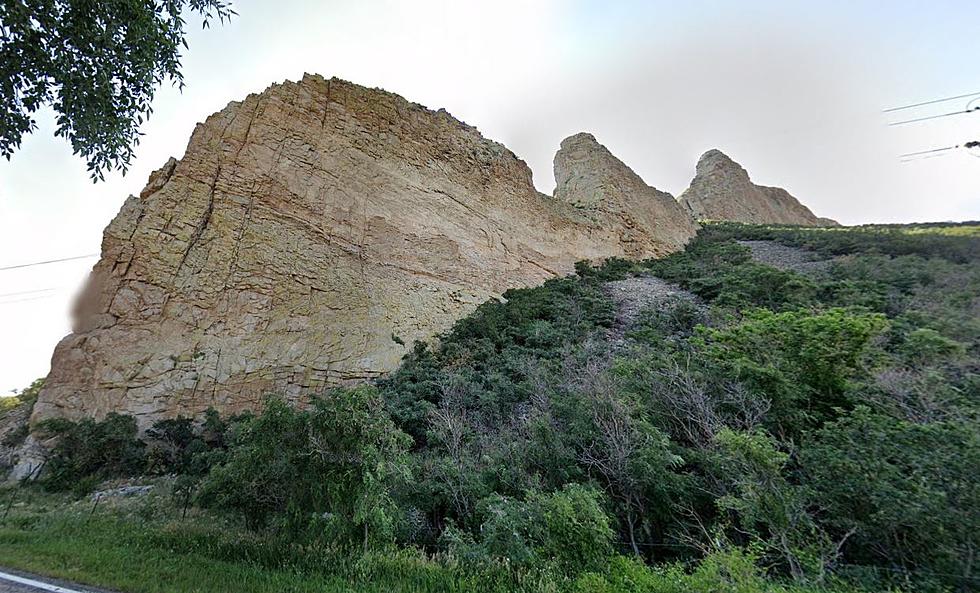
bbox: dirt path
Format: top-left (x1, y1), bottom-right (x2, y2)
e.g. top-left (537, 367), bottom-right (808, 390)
top-left (737, 240), bottom-right (834, 274)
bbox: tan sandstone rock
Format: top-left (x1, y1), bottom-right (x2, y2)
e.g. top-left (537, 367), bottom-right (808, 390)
top-left (679, 149), bottom-right (837, 226)
top-left (32, 75), bottom-right (697, 430)
top-left (554, 133), bottom-right (698, 255)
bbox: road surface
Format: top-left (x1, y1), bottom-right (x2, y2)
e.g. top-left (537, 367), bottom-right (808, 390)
top-left (0, 569), bottom-right (114, 593)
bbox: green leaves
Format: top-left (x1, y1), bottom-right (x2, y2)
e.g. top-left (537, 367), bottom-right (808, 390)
top-left (196, 388), bottom-right (412, 546)
top-left (699, 308), bottom-right (887, 435)
top-left (37, 412), bottom-right (146, 494)
top-left (451, 484), bottom-right (615, 574)
top-left (0, 0), bottom-right (234, 180)
top-left (802, 407), bottom-right (980, 576)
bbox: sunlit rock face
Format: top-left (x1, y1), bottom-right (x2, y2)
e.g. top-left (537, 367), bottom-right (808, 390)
top-left (679, 149), bottom-right (837, 226)
top-left (553, 133), bottom-right (699, 255)
top-left (32, 75), bottom-right (698, 429)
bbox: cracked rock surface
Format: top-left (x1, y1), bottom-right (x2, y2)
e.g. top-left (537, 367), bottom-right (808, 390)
top-left (33, 75), bottom-right (698, 429)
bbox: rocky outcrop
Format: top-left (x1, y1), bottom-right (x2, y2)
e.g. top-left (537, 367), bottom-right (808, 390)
top-left (554, 133), bottom-right (698, 255)
top-left (679, 149), bottom-right (837, 226)
top-left (32, 75), bottom-right (698, 430)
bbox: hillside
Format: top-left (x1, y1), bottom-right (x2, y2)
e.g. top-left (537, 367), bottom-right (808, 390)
top-left (30, 75), bottom-right (699, 434)
top-left (2, 222), bottom-right (976, 593)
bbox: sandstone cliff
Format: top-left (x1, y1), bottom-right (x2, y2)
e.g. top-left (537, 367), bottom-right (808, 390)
top-left (32, 75), bottom-right (697, 429)
top-left (554, 133), bottom-right (698, 255)
top-left (679, 149), bottom-right (837, 226)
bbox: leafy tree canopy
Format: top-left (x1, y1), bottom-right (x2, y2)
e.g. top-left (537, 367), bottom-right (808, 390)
top-left (0, 0), bottom-right (234, 180)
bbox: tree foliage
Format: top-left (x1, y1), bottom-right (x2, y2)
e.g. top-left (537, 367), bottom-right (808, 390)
top-left (197, 388), bottom-right (412, 547)
top-left (0, 0), bottom-right (234, 179)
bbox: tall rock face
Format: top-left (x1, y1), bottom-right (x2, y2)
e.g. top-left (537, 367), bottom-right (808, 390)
top-left (679, 149), bottom-right (837, 226)
top-left (32, 75), bottom-right (697, 429)
top-left (554, 133), bottom-right (698, 255)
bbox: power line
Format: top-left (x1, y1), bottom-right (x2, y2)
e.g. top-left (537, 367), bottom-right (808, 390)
top-left (899, 145), bottom-right (959, 158)
top-left (0, 294), bottom-right (58, 306)
top-left (899, 139), bottom-right (980, 162)
top-left (883, 90), bottom-right (980, 113)
top-left (0, 287), bottom-right (59, 298)
top-left (0, 253), bottom-right (98, 272)
top-left (888, 106), bottom-right (980, 126)
top-left (900, 153), bottom-right (952, 163)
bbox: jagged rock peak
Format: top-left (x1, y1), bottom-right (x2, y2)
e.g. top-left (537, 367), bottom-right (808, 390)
top-left (29, 78), bottom-right (697, 435)
top-left (553, 132), bottom-right (698, 254)
top-left (696, 149), bottom-right (749, 177)
top-left (679, 149), bottom-right (838, 227)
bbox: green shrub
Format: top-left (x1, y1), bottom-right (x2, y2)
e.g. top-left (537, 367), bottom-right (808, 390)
top-left (37, 412), bottom-right (146, 494)
top-left (453, 484), bottom-right (615, 574)
top-left (197, 388), bottom-right (411, 547)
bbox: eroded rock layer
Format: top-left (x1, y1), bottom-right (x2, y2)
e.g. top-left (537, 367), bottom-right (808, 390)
top-left (33, 75), bottom-right (697, 428)
top-left (679, 149), bottom-right (837, 226)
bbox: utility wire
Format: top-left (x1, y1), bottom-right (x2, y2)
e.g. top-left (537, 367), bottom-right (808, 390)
top-left (900, 153), bottom-right (952, 163)
top-left (899, 139), bottom-right (979, 162)
top-left (899, 145), bottom-right (959, 158)
top-left (888, 106), bottom-right (980, 126)
top-left (0, 253), bottom-right (98, 272)
top-left (0, 294), bottom-right (58, 306)
top-left (883, 91), bottom-right (980, 113)
top-left (0, 287), bottom-right (59, 298)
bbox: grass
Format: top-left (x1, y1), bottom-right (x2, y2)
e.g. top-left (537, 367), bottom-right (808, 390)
top-left (0, 487), bottom-right (550, 593)
top-left (0, 523), bottom-right (348, 593)
top-left (0, 486), bottom-right (868, 593)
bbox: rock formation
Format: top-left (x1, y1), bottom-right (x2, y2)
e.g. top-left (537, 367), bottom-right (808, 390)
top-left (31, 75), bottom-right (698, 430)
top-left (679, 149), bottom-right (837, 226)
top-left (554, 133), bottom-right (698, 255)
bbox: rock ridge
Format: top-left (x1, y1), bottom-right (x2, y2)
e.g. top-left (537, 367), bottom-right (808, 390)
top-left (679, 149), bottom-right (837, 226)
top-left (32, 74), bottom-right (698, 429)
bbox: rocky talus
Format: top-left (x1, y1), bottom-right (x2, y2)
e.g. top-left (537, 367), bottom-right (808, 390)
top-left (32, 75), bottom-right (698, 430)
top-left (679, 149), bottom-right (837, 226)
top-left (737, 240), bottom-right (834, 274)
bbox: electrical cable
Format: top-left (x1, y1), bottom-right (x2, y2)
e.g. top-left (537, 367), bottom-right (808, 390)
top-left (888, 106), bottom-right (980, 126)
top-left (0, 287), bottom-right (59, 298)
top-left (0, 253), bottom-right (98, 271)
top-left (884, 91), bottom-right (980, 113)
top-left (0, 294), bottom-right (59, 305)
top-left (898, 145), bottom-right (959, 158)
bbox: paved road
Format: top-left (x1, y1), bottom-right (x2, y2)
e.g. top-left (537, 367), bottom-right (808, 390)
top-left (0, 569), bottom-right (114, 593)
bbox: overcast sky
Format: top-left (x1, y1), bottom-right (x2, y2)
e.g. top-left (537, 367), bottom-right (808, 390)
top-left (1, 0), bottom-right (978, 393)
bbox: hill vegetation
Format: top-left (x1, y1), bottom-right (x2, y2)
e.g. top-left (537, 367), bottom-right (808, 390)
top-left (2, 222), bottom-right (977, 593)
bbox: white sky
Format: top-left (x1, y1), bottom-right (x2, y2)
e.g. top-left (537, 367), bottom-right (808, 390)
top-left (1, 0), bottom-right (978, 393)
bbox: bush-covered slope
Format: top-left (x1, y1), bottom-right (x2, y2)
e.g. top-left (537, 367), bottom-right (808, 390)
top-left (6, 222), bottom-right (978, 592)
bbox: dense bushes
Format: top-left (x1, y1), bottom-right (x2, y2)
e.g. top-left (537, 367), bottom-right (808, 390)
top-left (703, 220), bottom-right (980, 263)
top-left (18, 222), bottom-right (979, 591)
top-left (197, 387), bottom-right (411, 547)
top-left (444, 484), bottom-right (615, 572)
top-left (38, 413), bottom-right (147, 494)
top-left (35, 407), bottom-right (235, 493)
